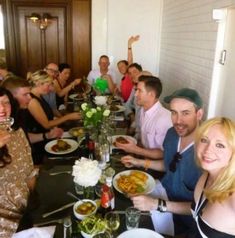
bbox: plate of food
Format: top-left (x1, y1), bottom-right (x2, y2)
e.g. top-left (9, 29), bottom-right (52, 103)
top-left (68, 93), bottom-right (84, 101)
top-left (109, 105), bottom-right (125, 113)
top-left (113, 170), bottom-right (155, 195)
top-left (118, 228), bottom-right (163, 238)
top-left (69, 127), bottom-right (85, 137)
top-left (45, 139), bottom-right (79, 155)
top-left (109, 135), bottom-right (137, 148)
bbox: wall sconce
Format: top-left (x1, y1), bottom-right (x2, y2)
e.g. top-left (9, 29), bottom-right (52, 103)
top-left (29, 13), bottom-right (52, 30)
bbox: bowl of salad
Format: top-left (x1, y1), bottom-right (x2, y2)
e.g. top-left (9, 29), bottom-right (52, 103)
top-left (79, 215), bottom-right (107, 238)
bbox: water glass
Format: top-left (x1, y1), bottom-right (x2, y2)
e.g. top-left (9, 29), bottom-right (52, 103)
top-left (125, 207), bottom-right (141, 230)
top-left (0, 117), bottom-right (14, 132)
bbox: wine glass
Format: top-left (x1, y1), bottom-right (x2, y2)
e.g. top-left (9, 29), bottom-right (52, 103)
top-left (105, 212), bottom-right (120, 237)
top-left (0, 117), bottom-right (14, 132)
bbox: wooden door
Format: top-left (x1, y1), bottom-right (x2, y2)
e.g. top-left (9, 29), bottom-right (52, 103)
top-left (17, 6), bottom-right (67, 76)
top-left (2, 0), bottom-right (91, 79)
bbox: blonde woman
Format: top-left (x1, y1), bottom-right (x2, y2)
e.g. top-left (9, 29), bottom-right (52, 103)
top-left (26, 70), bottom-right (81, 134)
top-left (190, 117), bottom-right (235, 237)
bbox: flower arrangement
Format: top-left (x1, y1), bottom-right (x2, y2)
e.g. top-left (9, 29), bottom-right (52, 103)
top-left (72, 157), bottom-right (102, 187)
top-left (81, 96), bottom-right (110, 128)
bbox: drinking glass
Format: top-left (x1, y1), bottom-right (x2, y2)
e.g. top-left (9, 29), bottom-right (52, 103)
top-left (105, 212), bottom-right (120, 236)
top-left (125, 207), bottom-right (141, 230)
top-left (0, 117), bottom-right (14, 132)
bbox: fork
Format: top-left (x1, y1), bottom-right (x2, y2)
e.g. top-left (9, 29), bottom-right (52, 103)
top-left (34, 218), bottom-right (64, 227)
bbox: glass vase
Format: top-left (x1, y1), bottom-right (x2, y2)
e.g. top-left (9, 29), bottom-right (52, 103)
top-left (83, 186), bottom-right (95, 200)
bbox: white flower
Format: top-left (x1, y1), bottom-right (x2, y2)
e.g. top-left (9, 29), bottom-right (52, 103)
top-left (91, 108), bottom-right (97, 113)
top-left (103, 109), bottom-right (110, 117)
top-left (94, 96), bottom-right (107, 106)
top-left (81, 103), bottom-right (88, 111)
top-left (72, 157), bottom-right (102, 187)
top-left (86, 111), bottom-right (93, 118)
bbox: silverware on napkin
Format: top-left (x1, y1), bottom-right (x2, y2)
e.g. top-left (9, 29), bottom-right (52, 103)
top-left (47, 156), bottom-right (78, 160)
top-left (49, 171), bottom-right (72, 176)
top-left (42, 202), bottom-right (75, 218)
top-left (34, 218), bottom-right (64, 227)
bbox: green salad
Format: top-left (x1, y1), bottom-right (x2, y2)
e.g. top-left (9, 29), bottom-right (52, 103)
top-left (78, 215), bottom-right (107, 235)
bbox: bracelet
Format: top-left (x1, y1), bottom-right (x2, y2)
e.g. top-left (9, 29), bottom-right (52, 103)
top-left (144, 159), bottom-right (151, 170)
top-left (128, 47), bottom-right (132, 50)
top-left (42, 133), bottom-right (47, 140)
top-left (157, 199), bottom-right (167, 212)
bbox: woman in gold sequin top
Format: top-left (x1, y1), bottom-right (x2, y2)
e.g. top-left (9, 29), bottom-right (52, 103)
top-left (0, 87), bottom-right (37, 238)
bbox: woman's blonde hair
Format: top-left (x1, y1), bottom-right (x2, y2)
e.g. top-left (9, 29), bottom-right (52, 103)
top-left (27, 70), bottom-right (52, 87)
top-left (195, 117), bottom-right (235, 202)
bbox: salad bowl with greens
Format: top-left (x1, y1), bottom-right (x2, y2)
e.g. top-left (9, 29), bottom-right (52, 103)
top-left (79, 215), bottom-right (107, 238)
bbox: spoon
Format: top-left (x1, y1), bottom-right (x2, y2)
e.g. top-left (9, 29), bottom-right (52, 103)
top-left (67, 191), bottom-right (83, 202)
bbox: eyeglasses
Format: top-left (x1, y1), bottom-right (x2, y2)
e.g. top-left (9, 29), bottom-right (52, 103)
top-left (169, 152), bottom-right (182, 172)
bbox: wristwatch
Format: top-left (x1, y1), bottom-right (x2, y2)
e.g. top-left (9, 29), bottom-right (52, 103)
top-left (157, 199), bottom-right (167, 212)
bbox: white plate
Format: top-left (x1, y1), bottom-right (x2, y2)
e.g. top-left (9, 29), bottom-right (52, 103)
top-left (113, 170), bottom-right (155, 195)
top-left (110, 105), bottom-right (125, 113)
top-left (109, 135), bottom-right (137, 149)
top-left (68, 94), bottom-right (84, 100)
top-left (118, 228), bottom-right (163, 238)
top-left (45, 139), bottom-right (79, 155)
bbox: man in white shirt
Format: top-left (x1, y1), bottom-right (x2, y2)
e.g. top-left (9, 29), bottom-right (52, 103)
top-left (87, 55), bottom-right (116, 94)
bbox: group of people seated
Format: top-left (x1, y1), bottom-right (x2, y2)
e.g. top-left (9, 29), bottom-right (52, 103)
top-left (0, 34), bottom-right (235, 238)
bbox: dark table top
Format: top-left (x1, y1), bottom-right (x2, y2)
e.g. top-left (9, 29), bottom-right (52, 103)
top-left (18, 146), bottom-right (162, 238)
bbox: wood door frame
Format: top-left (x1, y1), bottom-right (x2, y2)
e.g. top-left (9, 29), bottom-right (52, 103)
top-left (1, 0), bottom-right (91, 78)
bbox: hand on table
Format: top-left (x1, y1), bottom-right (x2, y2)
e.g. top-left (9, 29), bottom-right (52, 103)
top-left (66, 112), bottom-right (81, 120)
top-left (47, 127), bottom-right (64, 139)
top-left (116, 138), bottom-right (139, 154)
top-left (121, 155), bottom-right (141, 168)
top-left (131, 195), bottom-right (158, 211)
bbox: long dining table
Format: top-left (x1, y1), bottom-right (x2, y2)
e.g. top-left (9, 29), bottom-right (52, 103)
top-left (17, 94), bottom-right (167, 237)
top-left (17, 144), bottom-right (161, 237)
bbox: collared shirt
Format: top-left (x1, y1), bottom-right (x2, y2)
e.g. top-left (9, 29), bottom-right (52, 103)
top-left (87, 69), bottom-right (117, 85)
top-left (139, 101), bottom-right (172, 149)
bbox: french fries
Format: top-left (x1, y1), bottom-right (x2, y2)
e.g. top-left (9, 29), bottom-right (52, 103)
top-left (116, 171), bottom-right (148, 194)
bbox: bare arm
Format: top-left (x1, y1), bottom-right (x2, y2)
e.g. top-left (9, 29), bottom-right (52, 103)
top-left (131, 195), bottom-right (191, 215)
top-left (127, 35), bottom-right (140, 64)
top-left (28, 127), bottom-right (64, 143)
top-left (116, 139), bottom-right (163, 159)
top-left (121, 155), bottom-right (165, 172)
top-left (28, 98), bottom-right (81, 129)
top-left (54, 78), bottom-right (81, 97)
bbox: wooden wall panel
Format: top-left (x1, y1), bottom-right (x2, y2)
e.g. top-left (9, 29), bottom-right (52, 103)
top-left (1, 0), bottom-right (91, 79)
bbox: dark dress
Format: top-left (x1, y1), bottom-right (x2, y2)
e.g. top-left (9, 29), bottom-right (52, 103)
top-left (55, 79), bottom-right (65, 108)
top-left (25, 93), bottom-right (54, 133)
top-left (24, 93), bottom-right (54, 164)
top-left (189, 175), bottom-right (235, 238)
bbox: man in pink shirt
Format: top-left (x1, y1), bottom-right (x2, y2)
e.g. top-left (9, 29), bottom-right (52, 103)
top-left (117, 75), bottom-right (172, 159)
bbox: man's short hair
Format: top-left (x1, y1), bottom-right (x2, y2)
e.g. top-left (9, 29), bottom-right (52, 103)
top-left (99, 55), bottom-right (109, 61)
top-left (138, 75), bottom-right (162, 98)
top-left (128, 63), bottom-right (143, 72)
top-left (1, 76), bottom-right (30, 93)
top-left (117, 60), bottom-right (128, 66)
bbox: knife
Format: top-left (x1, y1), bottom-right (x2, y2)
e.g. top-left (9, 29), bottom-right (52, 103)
top-left (47, 156), bottom-right (79, 160)
top-left (49, 171), bottom-right (72, 176)
top-left (42, 202), bottom-right (75, 218)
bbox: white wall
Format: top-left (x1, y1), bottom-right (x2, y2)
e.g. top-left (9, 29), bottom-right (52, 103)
top-left (0, 6), bottom-right (5, 49)
top-left (92, 0), bottom-right (163, 84)
top-left (159, 0), bottom-right (235, 116)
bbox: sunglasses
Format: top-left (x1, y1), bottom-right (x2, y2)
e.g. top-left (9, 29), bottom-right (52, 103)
top-left (169, 152), bottom-right (182, 172)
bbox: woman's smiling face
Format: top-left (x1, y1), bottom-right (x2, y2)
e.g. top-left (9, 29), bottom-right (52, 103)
top-left (197, 124), bottom-right (233, 174)
top-left (0, 95), bottom-right (11, 121)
